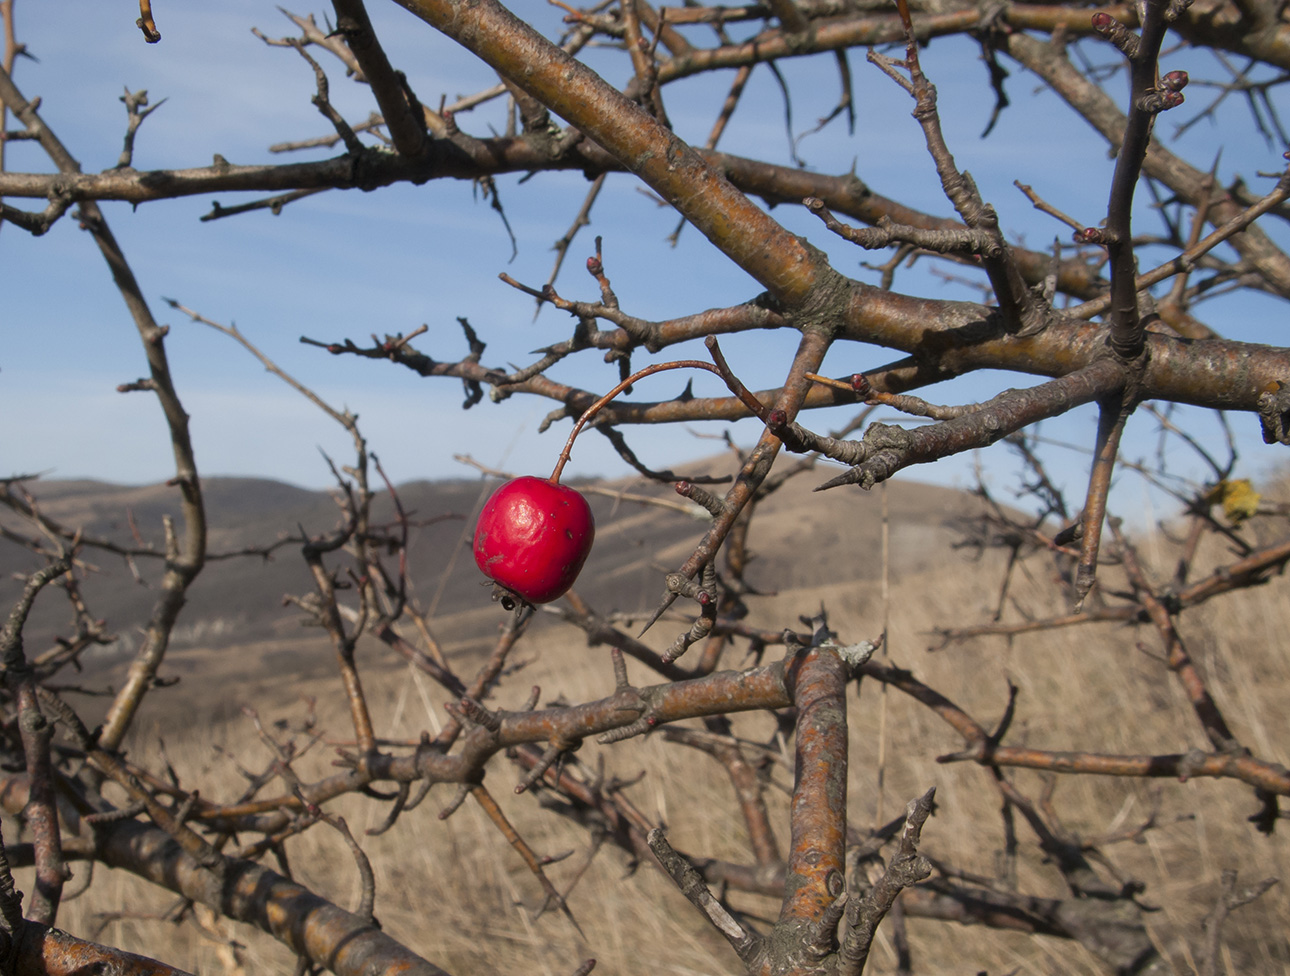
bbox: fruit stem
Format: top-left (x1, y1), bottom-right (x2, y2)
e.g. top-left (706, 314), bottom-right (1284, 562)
top-left (548, 338), bottom-right (773, 484)
top-left (549, 360), bottom-right (716, 484)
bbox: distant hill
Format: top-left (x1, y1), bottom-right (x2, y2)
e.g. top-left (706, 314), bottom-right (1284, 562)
top-left (0, 459), bottom-right (993, 666)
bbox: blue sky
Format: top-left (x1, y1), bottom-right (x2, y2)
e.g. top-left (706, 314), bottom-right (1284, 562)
top-left (4, 2), bottom-right (1288, 513)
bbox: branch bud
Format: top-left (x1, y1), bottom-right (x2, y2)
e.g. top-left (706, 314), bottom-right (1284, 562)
top-left (1091, 11), bottom-right (1140, 59)
top-left (1074, 227), bottom-right (1115, 245)
top-left (1136, 89), bottom-right (1185, 113)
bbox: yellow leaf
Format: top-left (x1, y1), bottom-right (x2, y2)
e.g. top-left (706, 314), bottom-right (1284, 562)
top-left (1207, 479), bottom-right (1261, 524)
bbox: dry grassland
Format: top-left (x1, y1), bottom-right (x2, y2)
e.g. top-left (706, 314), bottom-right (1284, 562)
top-left (17, 488), bottom-right (1290, 976)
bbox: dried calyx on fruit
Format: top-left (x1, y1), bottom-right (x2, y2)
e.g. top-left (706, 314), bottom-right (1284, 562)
top-left (472, 357), bottom-right (731, 610)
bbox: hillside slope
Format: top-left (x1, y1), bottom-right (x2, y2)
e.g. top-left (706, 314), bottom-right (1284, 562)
top-left (1, 458), bottom-right (991, 660)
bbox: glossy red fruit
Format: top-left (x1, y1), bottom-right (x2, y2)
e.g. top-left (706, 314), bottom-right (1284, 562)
top-left (473, 476), bottom-right (596, 607)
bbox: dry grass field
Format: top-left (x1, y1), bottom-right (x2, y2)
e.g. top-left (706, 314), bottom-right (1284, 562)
top-left (7, 468), bottom-right (1289, 975)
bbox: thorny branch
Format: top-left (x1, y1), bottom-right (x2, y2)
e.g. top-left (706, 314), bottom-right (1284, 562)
top-left (3, 0), bottom-right (1290, 975)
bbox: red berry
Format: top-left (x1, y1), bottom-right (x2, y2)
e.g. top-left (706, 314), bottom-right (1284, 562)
top-left (472, 476), bottom-right (596, 606)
